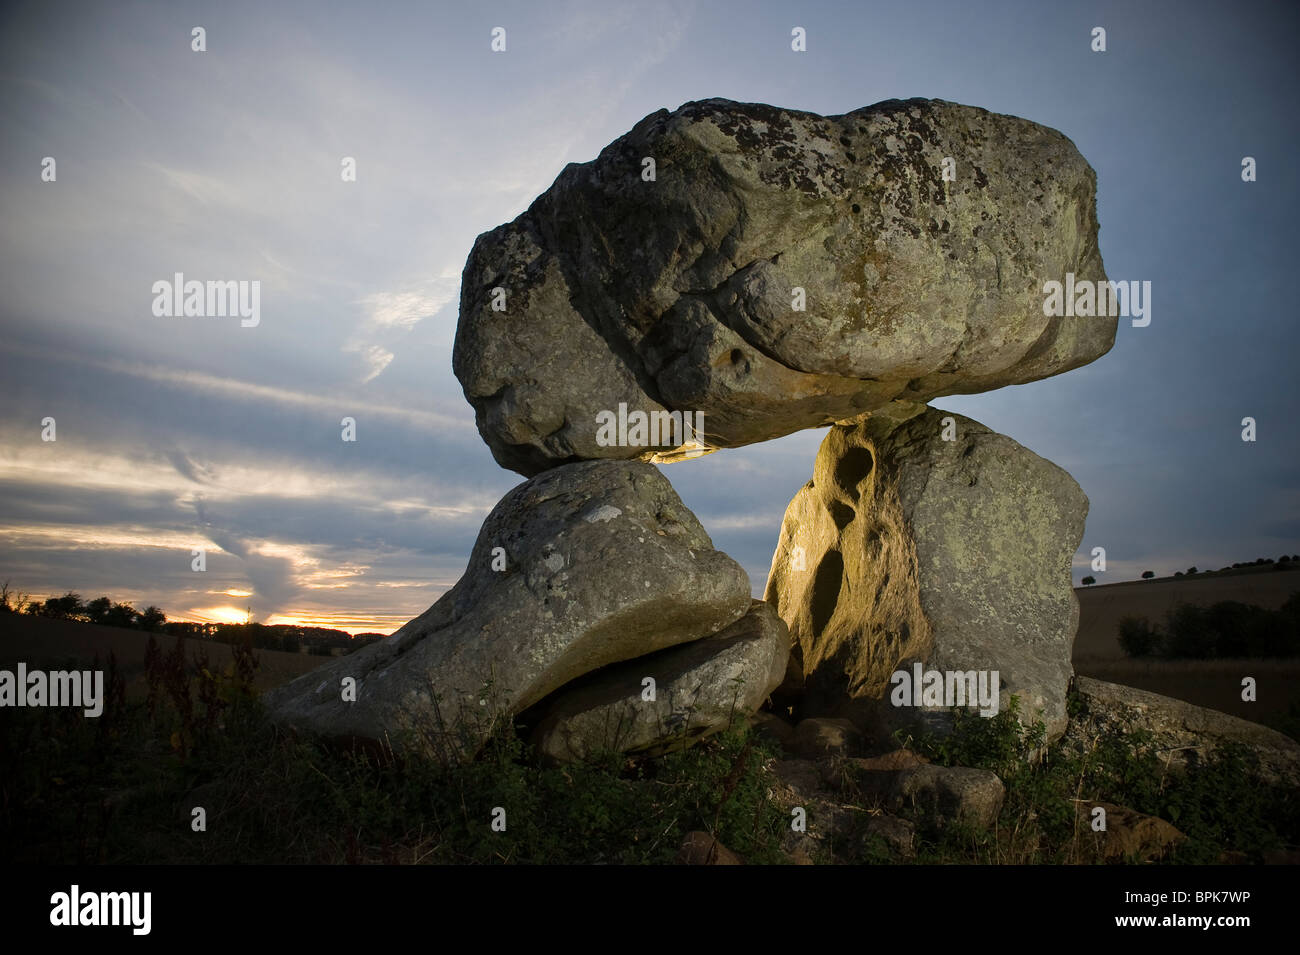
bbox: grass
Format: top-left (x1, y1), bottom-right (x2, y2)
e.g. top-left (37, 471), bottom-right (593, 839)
top-left (873, 694), bottom-right (1300, 864)
top-left (0, 636), bottom-right (790, 864)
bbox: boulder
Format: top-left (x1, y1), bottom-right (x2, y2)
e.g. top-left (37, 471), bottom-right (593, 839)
top-left (1065, 676), bottom-right (1300, 786)
top-left (1076, 801), bottom-right (1185, 863)
top-left (861, 812), bottom-right (916, 859)
top-left (677, 831), bottom-right (743, 865)
top-left (529, 599), bottom-right (789, 762)
top-left (764, 403), bottom-right (1087, 742)
top-left (749, 710), bottom-right (796, 749)
top-left (265, 460), bottom-right (750, 762)
top-left (787, 717), bottom-right (863, 760)
top-left (853, 763), bottom-right (1005, 830)
top-left (455, 97), bottom-right (1114, 476)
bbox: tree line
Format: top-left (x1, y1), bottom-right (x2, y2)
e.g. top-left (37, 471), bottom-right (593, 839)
top-left (1118, 591), bottom-right (1300, 659)
top-left (0, 582), bottom-right (382, 656)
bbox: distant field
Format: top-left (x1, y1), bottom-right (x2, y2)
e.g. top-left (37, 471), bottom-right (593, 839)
top-left (1074, 566), bottom-right (1300, 663)
top-left (1072, 567), bottom-right (1300, 730)
top-left (0, 614), bottom-right (329, 698)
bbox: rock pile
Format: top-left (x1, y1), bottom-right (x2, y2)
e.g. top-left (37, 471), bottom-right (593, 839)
top-left (270, 96), bottom-right (1119, 763)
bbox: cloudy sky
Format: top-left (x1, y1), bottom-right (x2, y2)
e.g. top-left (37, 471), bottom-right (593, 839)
top-left (1, 0), bottom-right (1296, 633)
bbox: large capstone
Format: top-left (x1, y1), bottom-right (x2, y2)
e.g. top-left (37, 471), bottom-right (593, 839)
top-left (455, 97), bottom-right (1114, 476)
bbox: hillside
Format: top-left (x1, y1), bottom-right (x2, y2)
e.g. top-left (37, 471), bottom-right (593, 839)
top-left (0, 614), bottom-right (330, 697)
top-left (1073, 565), bottom-right (1300, 727)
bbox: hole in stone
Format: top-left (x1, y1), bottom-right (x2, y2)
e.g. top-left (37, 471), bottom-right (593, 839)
top-left (834, 447), bottom-right (874, 500)
top-left (809, 550), bottom-right (844, 638)
top-left (730, 348), bottom-right (744, 365)
top-left (828, 500), bottom-right (855, 529)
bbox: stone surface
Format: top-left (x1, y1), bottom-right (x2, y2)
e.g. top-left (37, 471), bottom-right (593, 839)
top-left (787, 717), bottom-right (863, 760)
top-left (455, 97), bottom-right (1114, 476)
top-left (862, 812), bottom-right (916, 859)
top-left (265, 460), bottom-right (750, 762)
top-left (764, 403), bottom-right (1087, 742)
top-left (749, 710), bottom-right (796, 749)
top-left (770, 759), bottom-right (822, 801)
top-left (1076, 801), bottom-right (1185, 863)
top-left (1065, 676), bottom-right (1300, 786)
top-left (853, 763), bottom-right (1005, 829)
top-left (677, 831), bottom-right (743, 865)
top-left (529, 599), bottom-right (789, 762)
top-left (849, 749), bottom-right (930, 773)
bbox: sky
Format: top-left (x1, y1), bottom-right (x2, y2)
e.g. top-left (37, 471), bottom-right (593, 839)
top-left (1, 0), bottom-right (1297, 633)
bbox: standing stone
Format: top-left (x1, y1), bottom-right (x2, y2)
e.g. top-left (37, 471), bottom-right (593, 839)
top-left (455, 97), bottom-right (1114, 476)
top-left (265, 460), bottom-right (751, 762)
top-left (764, 402), bottom-right (1088, 742)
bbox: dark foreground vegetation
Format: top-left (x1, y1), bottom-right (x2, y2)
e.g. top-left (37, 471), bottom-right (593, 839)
top-left (2, 635), bottom-right (1295, 865)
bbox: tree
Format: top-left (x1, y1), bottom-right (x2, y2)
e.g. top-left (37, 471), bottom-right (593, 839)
top-left (138, 606), bottom-right (166, 632)
top-left (104, 602), bottom-right (138, 628)
top-left (84, 596), bottom-right (112, 624)
top-left (1118, 615), bottom-right (1162, 657)
top-left (40, 592), bottom-right (84, 619)
top-left (1141, 570), bottom-right (1155, 579)
top-left (1081, 576), bottom-right (1096, 586)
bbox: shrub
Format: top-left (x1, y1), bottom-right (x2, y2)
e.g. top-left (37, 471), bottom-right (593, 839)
top-left (1141, 570), bottom-right (1155, 579)
top-left (1081, 575), bottom-right (1096, 586)
top-left (1118, 615), bottom-right (1162, 657)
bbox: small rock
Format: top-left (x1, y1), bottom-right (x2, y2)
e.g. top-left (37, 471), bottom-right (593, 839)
top-left (677, 831), bottom-right (742, 865)
top-left (851, 749), bottom-right (929, 772)
top-left (1076, 801), bottom-right (1185, 863)
top-left (788, 717), bottom-right (863, 760)
top-left (862, 812), bottom-right (915, 859)
top-left (854, 763), bottom-right (1005, 830)
top-left (771, 758), bottom-right (822, 801)
top-left (750, 710), bottom-right (796, 749)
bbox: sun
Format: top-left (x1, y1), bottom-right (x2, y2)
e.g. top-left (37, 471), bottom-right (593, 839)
top-left (198, 605), bottom-right (250, 625)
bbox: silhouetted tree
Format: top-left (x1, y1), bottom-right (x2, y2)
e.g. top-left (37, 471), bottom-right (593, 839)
top-left (1118, 616), bottom-right (1162, 657)
top-left (1081, 576), bottom-right (1096, 586)
top-left (138, 606), bottom-right (166, 632)
top-left (84, 596), bottom-right (112, 624)
top-left (1141, 570), bottom-right (1155, 579)
top-left (39, 592), bottom-right (84, 619)
top-left (103, 602), bottom-right (138, 628)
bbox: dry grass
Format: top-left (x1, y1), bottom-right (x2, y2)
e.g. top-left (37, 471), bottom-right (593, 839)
top-left (0, 613), bottom-right (328, 698)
